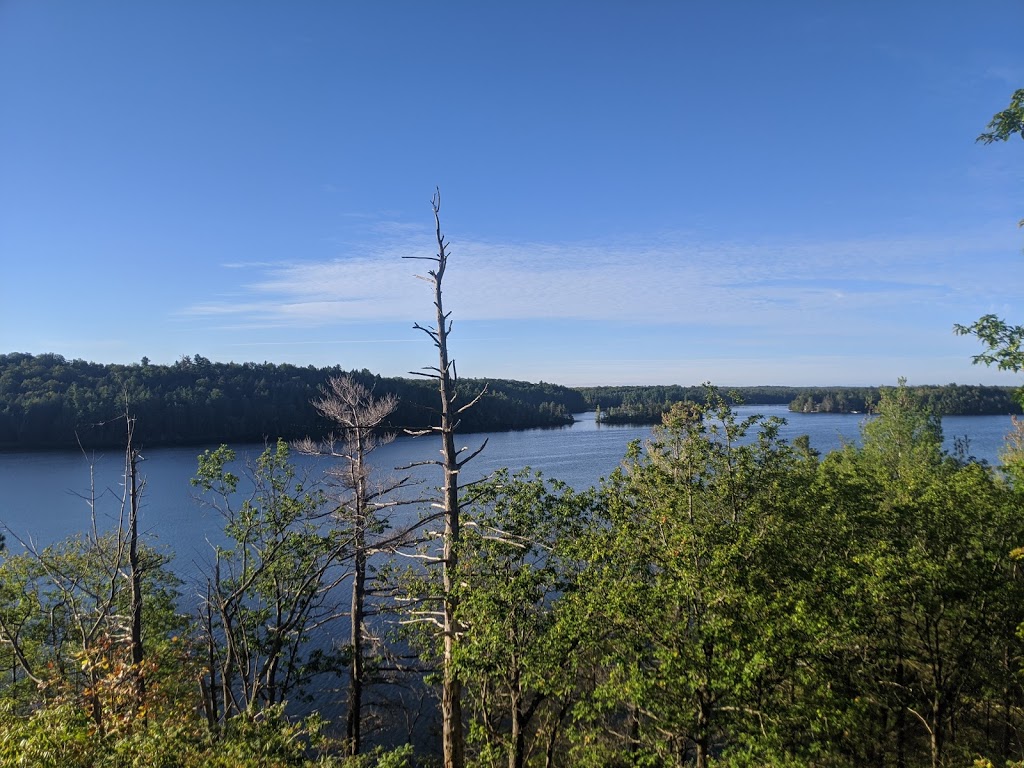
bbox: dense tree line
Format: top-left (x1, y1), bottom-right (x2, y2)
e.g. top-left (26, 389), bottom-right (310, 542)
top-left (789, 383), bottom-right (1022, 415)
top-left (2, 383), bottom-right (1023, 766)
top-left (577, 383), bottom-right (1021, 424)
top-left (0, 353), bottom-right (586, 450)
top-left (6, 353), bottom-right (1017, 449)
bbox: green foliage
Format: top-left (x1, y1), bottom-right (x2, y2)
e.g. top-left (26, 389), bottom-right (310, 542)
top-left (564, 383), bottom-right (1024, 766)
top-left (580, 383), bottom-right (1022, 423)
top-left (955, 314), bottom-right (1024, 379)
top-left (5, 357), bottom-right (1024, 764)
top-left (570, 390), bottom-right (824, 766)
top-left (193, 440), bottom-right (350, 719)
top-left (0, 699), bottom-right (100, 768)
top-left (0, 531), bottom-right (186, 720)
top-left (0, 698), bottom-right (377, 767)
top-left (790, 382), bottom-right (1022, 415)
top-left (454, 469), bottom-right (595, 767)
top-left (393, 468), bottom-right (595, 767)
top-left (810, 382), bottom-right (1024, 766)
top-left (579, 384), bottom-right (800, 424)
top-left (338, 744), bottom-right (416, 768)
top-left (977, 88), bottom-right (1024, 145)
top-left (955, 88), bottom-right (1024, 396)
top-left (578, 384), bottom-right (798, 412)
top-left (0, 353), bottom-right (586, 450)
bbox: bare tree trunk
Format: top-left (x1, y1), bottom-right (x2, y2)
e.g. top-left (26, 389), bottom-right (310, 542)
top-left (1003, 645), bottom-right (1012, 763)
top-left (126, 413), bottom-right (146, 714)
top-left (201, 582), bottom-right (219, 733)
top-left (509, 686), bottom-right (524, 768)
top-left (435, 210), bottom-right (465, 768)
top-left (348, 425), bottom-right (368, 756)
top-left (298, 373), bottom-right (405, 756)
top-left (896, 634), bottom-right (907, 768)
top-left (348, 528), bottom-right (365, 755)
top-left (930, 692), bottom-right (944, 768)
top-left (695, 697), bottom-right (711, 768)
top-left (406, 189), bottom-right (487, 768)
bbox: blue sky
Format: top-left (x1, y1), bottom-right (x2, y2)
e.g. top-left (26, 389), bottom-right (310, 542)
top-left (1, 2), bottom-right (1022, 387)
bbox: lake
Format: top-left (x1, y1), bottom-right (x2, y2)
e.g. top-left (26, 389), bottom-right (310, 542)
top-left (0, 405), bottom-right (1017, 587)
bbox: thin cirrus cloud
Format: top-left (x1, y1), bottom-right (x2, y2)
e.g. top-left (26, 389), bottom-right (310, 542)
top-left (177, 226), bottom-right (1019, 332)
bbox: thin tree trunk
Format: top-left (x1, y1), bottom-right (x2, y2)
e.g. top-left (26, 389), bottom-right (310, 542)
top-left (895, 617), bottom-right (907, 768)
top-left (695, 699), bottom-right (711, 768)
top-left (422, 190), bottom-right (464, 768)
top-left (126, 417), bottom-right (145, 714)
top-left (348, 541), bottom-right (365, 755)
top-left (202, 583), bottom-right (219, 733)
top-left (509, 682), bottom-right (524, 768)
top-left (441, 422), bottom-right (464, 768)
top-left (406, 189), bottom-right (486, 768)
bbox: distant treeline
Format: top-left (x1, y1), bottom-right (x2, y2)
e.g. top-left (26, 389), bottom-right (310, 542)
top-left (4, 354), bottom-right (1019, 448)
top-left (579, 383), bottom-right (1022, 424)
top-left (789, 384), bottom-right (1022, 416)
top-left (0, 353), bottom-right (587, 450)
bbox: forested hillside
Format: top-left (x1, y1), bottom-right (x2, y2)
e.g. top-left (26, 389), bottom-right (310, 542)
top-left (0, 353), bottom-right (587, 449)
top-left (5, 353), bottom-right (1018, 448)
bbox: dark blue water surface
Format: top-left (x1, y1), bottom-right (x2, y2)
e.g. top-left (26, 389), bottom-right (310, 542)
top-left (0, 406), bottom-right (1016, 585)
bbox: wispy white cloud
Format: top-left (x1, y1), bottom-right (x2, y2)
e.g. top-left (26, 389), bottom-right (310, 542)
top-left (177, 224), bottom-right (1023, 336)
top-left (227, 338), bottom-right (418, 346)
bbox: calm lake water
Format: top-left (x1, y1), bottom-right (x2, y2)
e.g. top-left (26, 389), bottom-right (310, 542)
top-left (0, 405), bottom-right (1017, 586)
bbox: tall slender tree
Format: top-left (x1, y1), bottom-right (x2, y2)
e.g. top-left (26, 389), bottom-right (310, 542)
top-left (404, 189), bottom-right (487, 768)
top-left (124, 401), bottom-right (146, 716)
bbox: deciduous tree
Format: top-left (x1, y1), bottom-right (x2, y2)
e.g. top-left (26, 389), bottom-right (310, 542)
top-left (192, 440), bottom-right (349, 724)
top-left (572, 391), bottom-right (820, 767)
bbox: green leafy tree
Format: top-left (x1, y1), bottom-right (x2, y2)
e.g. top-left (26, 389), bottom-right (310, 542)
top-left (0, 415), bottom-right (186, 739)
top-left (192, 440), bottom-right (349, 724)
top-left (451, 469), bottom-right (594, 768)
top-left (813, 381), bottom-right (1024, 767)
top-left (977, 88), bottom-right (1024, 147)
top-left (571, 391), bottom-right (821, 767)
top-left (0, 533), bottom-right (186, 734)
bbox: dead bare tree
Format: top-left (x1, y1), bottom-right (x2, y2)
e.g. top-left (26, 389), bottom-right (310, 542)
top-left (294, 374), bottom-right (411, 756)
top-left (403, 188), bottom-right (487, 768)
top-left (124, 403), bottom-right (146, 716)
